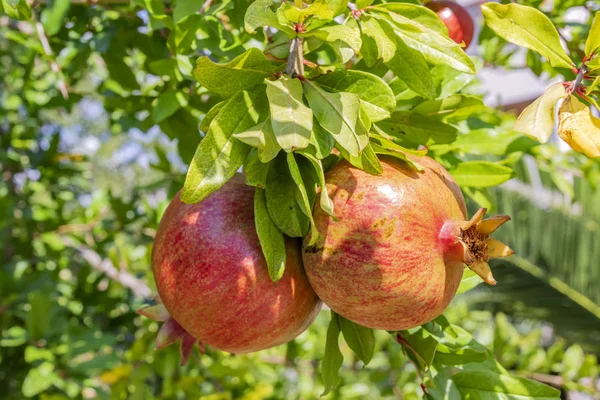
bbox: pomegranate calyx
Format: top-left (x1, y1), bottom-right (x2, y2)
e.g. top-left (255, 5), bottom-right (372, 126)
top-left (455, 208), bottom-right (514, 286)
top-left (153, 317), bottom-right (204, 365)
top-left (156, 317), bottom-right (187, 349)
top-left (136, 303), bottom-right (170, 322)
top-left (138, 302), bottom-right (204, 365)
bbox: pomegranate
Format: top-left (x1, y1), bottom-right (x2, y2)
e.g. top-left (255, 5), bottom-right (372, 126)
top-left (138, 175), bottom-right (321, 363)
top-left (426, 0), bottom-right (475, 49)
top-left (302, 156), bottom-right (513, 331)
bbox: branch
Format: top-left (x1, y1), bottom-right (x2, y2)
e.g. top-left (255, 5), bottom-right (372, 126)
top-left (199, 0), bottom-right (213, 13)
top-left (33, 19), bottom-right (68, 99)
top-left (62, 237), bottom-right (152, 299)
top-left (285, 37), bottom-right (305, 78)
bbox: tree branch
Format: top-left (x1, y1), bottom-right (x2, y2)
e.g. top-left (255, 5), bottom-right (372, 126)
top-left (33, 18), bottom-right (68, 99)
top-left (62, 237), bottom-right (152, 299)
top-left (285, 37), bottom-right (305, 78)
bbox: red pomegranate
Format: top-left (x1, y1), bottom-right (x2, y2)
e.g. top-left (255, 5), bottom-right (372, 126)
top-left (302, 156), bottom-right (513, 331)
top-left (138, 175), bottom-right (321, 363)
top-left (426, 0), bottom-right (475, 49)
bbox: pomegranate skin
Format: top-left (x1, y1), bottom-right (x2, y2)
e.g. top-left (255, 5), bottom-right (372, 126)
top-left (153, 175), bottom-right (321, 354)
top-left (302, 156), bottom-right (467, 331)
top-left (426, 0), bottom-right (475, 49)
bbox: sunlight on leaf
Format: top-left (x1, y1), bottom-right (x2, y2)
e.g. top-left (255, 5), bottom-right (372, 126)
top-left (558, 95), bottom-right (600, 158)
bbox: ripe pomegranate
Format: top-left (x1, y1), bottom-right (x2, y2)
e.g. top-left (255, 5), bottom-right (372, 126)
top-left (138, 175), bottom-right (321, 363)
top-left (302, 156), bottom-right (513, 331)
top-left (426, 0), bottom-right (475, 49)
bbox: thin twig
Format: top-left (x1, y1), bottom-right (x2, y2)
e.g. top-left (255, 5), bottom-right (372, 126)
top-left (199, 0), bottom-right (213, 13)
top-left (62, 237), bottom-right (152, 299)
top-left (285, 37), bottom-right (305, 78)
top-left (33, 19), bottom-right (68, 99)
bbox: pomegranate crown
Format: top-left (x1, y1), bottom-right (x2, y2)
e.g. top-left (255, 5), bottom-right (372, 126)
top-left (453, 208), bottom-right (514, 286)
top-left (136, 298), bottom-right (204, 366)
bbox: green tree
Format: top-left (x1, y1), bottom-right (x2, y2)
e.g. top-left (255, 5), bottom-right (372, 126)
top-left (1, 0), bottom-right (599, 398)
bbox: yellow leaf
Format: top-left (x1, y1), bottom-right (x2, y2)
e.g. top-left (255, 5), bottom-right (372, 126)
top-left (558, 95), bottom-right (600, 158)
top-left (513, 83), bottom-right (566, 143)
top-left (99, 365), bottom-right (132, 384)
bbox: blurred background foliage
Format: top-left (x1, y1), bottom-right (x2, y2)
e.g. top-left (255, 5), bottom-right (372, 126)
top-left (1, 0), bottom-right (599, 398)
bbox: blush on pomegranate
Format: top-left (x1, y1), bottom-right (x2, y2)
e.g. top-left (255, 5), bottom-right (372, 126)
top-left (426, 0), bottom-right (475, 49)
top-left (138, 175), bottom-right (321, 363)
top-left (302, 156), bottom-right (513, 331)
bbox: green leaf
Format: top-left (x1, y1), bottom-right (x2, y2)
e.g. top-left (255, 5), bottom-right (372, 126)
top-left (152, 91), bottom-right (189, 123)
top-left (586, 56), bottom-right (600, 72)
top-left (265, 77), bottom-right (312, 152)
top-left (513, 83), bottom-right (566, 143)
top-left (322, 312), bottom-right (344, 396)
top-left (369, 137), bottom-right (425, 171)
top-left (279, 0), bottom-right (337, 23)
top-left (201, 101), bottom-right (225, 133)
top-left (1, 326), bottom-right (27, 347)
top-left (336, 143), bottom-right (383, 175)
top-left (1, 0), bottom-right (31, 20)
top-left (339, 316), bottom-right (375, 365)
top-left (245, 0), bottom-right (294, 35)
top-left (425, 368), bottom-right (461, 400)
top-left (144, 0), bottom-right (173, 29)
top-left (243, 149), bottom-right (270, 188)
top-left (181, 88), bottom-right (268, 204)
top-left (41, 0), bottom-right (70, 36)
top-left (194, 48), bottom-right (273, 98)
top-left (431, 64), bottom-right (477, 99)
top-left (159, 108), bottom-right (201, 165)
top-left (444, 128), bottom-right (523, 156)
top-left (426, 324), bottom-right (489, 366)
top-left (451, 370), bottom-right (560, 399)
top-left (371, 11), bottom-right (475, 73)
top-left (481, 3), bottom-right (574, 70)
top-left (22, 362), bottom-right (59, 397)
top-left (316, 69), bottom-right (396, 122)
top-left (398, 330), bottom-right (438, 370)
top-left (303, 80), bottom-right (369, 157)
top-left (457, 269), bottom-right (484, 295)
top-left (450, 161), bottom-right (514, 188)
top-left (26, 292), bottom-right (53, 341)
top-left (254, 188), bottom-right (287, 282)
top-left (360, 16), bottom-right (397, 62)
top-left (359, 34), bottom-right (380, 68)
top-left (286, 152), bottom-right (319, 245)
top-left (585, 12), bottom-right (600, 58)
top-left (303, 21), bottom-right (362, 53)
top-left (413, 95), bottom-right (485, 121)
top-left (298, 150), bottom-right (335, 218)
top-left (173, 0), bottom-right (203, 24)
top-left (377, 111), bottom-right (458, 145)
top-left (382, 21), bottom-right (436, 99)
top-left (356, 0), bottom-right (374, 8)
top-left (265, 154), bottom-right (310, 237)
top-left (233, 117), bottom-right (281, 163)
top-left (378, 3), bottom-right (448, 36)
top-left (308, 120), bottom-right (335, 159)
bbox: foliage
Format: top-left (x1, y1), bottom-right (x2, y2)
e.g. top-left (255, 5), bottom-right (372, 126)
top-left (1, 0), bottom-right (599, 398)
